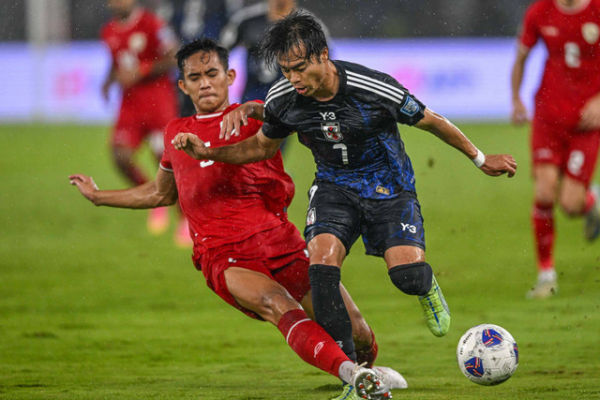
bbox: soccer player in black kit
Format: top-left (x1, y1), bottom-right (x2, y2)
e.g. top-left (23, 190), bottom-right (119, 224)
top-left (173, 11), bottom-right (517, 400)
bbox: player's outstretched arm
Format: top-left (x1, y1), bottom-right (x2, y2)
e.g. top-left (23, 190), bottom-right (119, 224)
top-left (510, 44), bottom-right (531, 125)
top-left (69, 169), bottom-right (178, 208)
top-left (220, 101), bottom-right (265, 140)
top-left (172, 129), bottom-right (282, 164)
top-left (415, 108), bottom-right (517, 177)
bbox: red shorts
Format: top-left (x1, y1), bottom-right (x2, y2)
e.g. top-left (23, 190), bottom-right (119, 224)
top-left (532, 117), bottom-right (600, 186)
top-left (112, 81), bottom-right (178, 149)
top-left (194, 222), bottom-right (310, 320)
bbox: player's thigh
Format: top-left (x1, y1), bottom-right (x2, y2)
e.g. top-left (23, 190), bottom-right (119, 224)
top-left (360, 192), bottom-right (425, 257)
top-left (533, 164), bottom-right (560, 204)
top-left (383, 245), bottom-right (425, 268)
top-left (304, 181), bottom-right (361, 263)
top-left (224, 267), bottom-right (300, 325)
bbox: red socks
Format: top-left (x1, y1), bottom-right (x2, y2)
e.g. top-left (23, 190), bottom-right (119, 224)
top-left (277, 309), bottom-right (350, 378)
top-left (532, 202), bottom-right (554, 270)
top-left (584, 189), bottom-right (597, 214)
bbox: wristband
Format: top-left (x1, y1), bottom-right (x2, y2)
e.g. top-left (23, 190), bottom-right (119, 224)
top-left (471, 148), bottom-right (486, 168)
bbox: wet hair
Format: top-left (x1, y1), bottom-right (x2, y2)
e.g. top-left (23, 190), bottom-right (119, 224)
top-left (175, 38), bottom-right (229, 76)
top-left (259, 10), bottom-right (328, 68)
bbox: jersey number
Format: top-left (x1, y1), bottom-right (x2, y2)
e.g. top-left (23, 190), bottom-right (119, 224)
top-left (564, 42), bottom-right (581, 68)
top-left (333, 143), bottom-right (349, 165)
top-left (200, 141), bottom-right (214, 168)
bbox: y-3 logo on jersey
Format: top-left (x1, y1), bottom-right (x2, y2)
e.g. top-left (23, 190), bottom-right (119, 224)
top-left (319, 111), bottom-right (336, 120)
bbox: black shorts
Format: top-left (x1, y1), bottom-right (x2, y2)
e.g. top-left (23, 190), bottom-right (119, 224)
top-left (303, 180), bottom-right (426, 257)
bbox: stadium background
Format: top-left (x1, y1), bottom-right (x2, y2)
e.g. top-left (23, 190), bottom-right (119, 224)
top-left (1, 1), bottom-right (599, 399)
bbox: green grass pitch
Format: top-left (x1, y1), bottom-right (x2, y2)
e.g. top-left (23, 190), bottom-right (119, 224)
top-left (0, 122), bottom-right (599, 399)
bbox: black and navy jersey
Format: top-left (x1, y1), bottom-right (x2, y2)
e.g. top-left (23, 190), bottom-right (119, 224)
top-left (262, 60), bottom-right (426, 199)
top-left (220, 3), bottom-right (329, 102)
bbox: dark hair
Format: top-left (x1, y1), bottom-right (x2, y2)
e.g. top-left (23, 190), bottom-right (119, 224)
top-left (175, 38), bottom-right (229, 76)
top-left (259, 10), bottom-right (328, 68)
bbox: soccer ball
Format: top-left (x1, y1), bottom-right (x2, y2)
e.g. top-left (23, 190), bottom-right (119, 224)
top-left (456, 324), bottom-right (519, 386)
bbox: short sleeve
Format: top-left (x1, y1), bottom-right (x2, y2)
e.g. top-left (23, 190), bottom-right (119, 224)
top-left (375, 74), bottom-right (426, 126)
top-left (159, 153), bottom-right (173, 172)
top-left (519, 4), bottom-right (539, 49)
top-left (262, 103), bottom-right (294, 139)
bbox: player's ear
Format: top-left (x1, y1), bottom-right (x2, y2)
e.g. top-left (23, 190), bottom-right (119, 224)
top-left (226, 69), bottom-right (236, 87)
top-left (177, 79), bottom-right (189, 95)
top-left (319, 47), bottom-right (329, 63)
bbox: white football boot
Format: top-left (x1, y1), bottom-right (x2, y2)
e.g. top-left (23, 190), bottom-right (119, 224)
top-left (373, 366), bottom-right (408, 390)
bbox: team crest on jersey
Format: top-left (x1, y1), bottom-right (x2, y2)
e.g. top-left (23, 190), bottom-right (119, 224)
top-left (582, 23), bottom-right (600, 44)
top-left (401, 97), bottom-right (420, 117)
top-left (540, 26), bottom-right (559, 37)
top-left (128, 33), bottom-right (147, 53)
top-left (321, 122), bottom-right (343, 142)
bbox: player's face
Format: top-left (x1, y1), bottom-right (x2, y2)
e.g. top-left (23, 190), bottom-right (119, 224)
top-left (107, 0), bottom-right (136, 18)
top-left (278, 46), bottom-right (330, 97)
top-left (178, 51), bottom-right (235, 114)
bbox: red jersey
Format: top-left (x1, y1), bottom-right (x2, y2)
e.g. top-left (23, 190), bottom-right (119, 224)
top-left (520, 0), bottom-right (600, 126)
top-left (160, 104), bottom-right (295, 259)
top-left (101, 7), bottom-right (176, 99)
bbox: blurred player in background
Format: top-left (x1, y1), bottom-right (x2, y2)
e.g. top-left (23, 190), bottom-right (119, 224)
top-left (219, 0), bottom-right (329, 155)
top-left (71, 38), bottom-right (405, 400)
top-left (511, 0), bottom-right (600, 299)
top-left (157, 0), bottom-right (243, 117)
top-left (172, 12), bottom-right (517, 383)
top-left (101, 0), bottom-right (191, 246)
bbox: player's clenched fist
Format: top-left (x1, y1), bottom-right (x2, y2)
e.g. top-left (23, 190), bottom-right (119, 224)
top-left (172, 132), bottom-right (211, 160)
top-left (480, 154), bottom-right (518, 178)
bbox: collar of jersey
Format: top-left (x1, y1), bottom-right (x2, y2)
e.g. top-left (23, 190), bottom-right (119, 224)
top-left (195, 111), bottom-right (224, 119)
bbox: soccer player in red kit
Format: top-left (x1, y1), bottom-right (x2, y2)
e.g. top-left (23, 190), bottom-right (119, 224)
top-left (511, 0), bottom-right (600, 298)
top-left (70, 38), bottom-right (403, 400)
top-left (101, 0), bottom-right (191, 245)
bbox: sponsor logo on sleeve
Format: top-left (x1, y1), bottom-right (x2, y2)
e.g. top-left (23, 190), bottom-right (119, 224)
top-left (401, 97), bottom-right (420, 116)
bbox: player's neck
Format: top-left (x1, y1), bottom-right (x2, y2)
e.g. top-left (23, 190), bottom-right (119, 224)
top-left (312, 61), bottom-right (339, 102)
top-left (554, 0), bottom-right (590, 13)
top-left (194, 100), bottom-right (230, 116)
top-left (115, 6), bottom-right (140, 23)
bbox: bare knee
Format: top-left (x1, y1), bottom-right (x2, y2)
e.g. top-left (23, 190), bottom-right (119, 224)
top-left (307, 234), bottom-right (346, 266)
top-left (559, 179), bottom-right (587, 217)
top-left (559, 194), bottom-right (584, 217)
top-left (254, 289), bottom-right (300, 325)
top-left (533, 165), bottom-right (559, 205)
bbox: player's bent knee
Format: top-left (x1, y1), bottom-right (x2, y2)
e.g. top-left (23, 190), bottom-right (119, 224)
top-left (255, 289), bottom-right (300, 323)
top-left (388, 262), bottom-right (433, 296)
